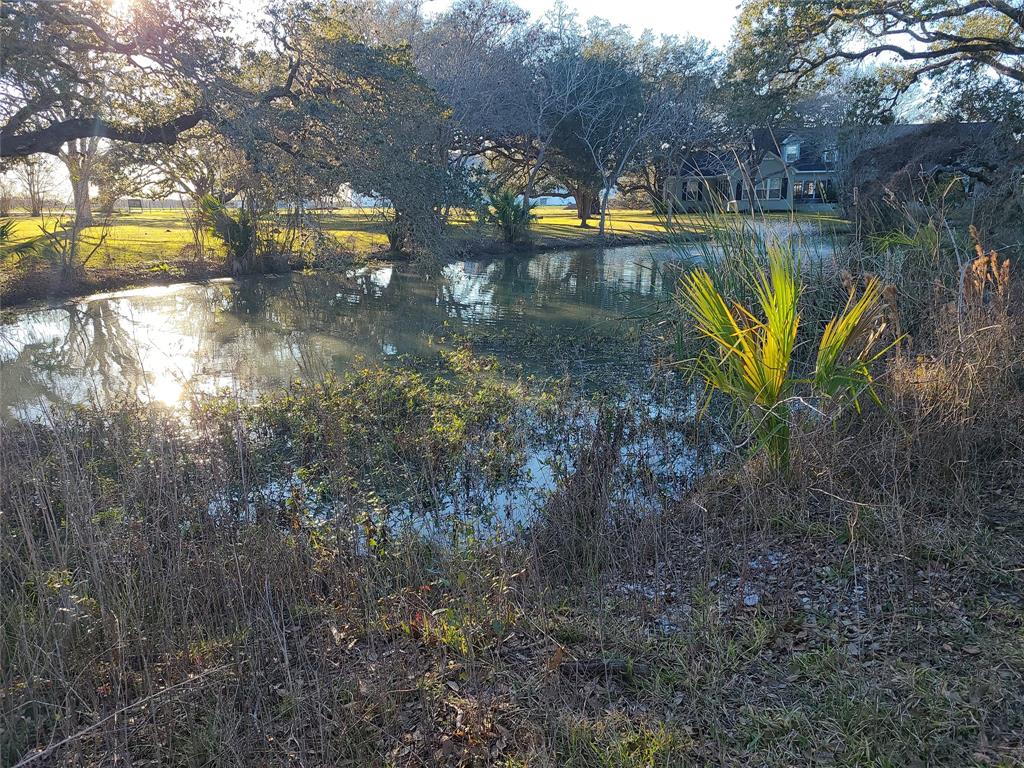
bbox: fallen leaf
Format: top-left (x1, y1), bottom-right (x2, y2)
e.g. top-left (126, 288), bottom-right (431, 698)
top-left (545, 644), bottom-right (566, 673)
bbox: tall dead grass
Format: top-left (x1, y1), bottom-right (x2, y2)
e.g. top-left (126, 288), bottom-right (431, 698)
top-left (2, 214), bottom-right (1022, 765)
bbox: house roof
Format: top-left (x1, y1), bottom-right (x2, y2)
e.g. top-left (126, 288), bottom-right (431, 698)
top-left (671, 122), bottom-right (1003, 182)
top-left (677, 150), bottom-right (735, 177)
top-left (674, 127), bottom-right (842, 178)
top-left (751, 127), bottom-right (839, 171)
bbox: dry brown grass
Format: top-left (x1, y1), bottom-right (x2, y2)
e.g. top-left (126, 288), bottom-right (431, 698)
top-left (2, 221), bottom-right (1023, 766)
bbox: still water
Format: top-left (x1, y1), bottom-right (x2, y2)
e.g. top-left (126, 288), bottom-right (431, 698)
top-left (1, 217), bottom-right (840, 417)
top-left (1, 244), bottom-right (691, 415)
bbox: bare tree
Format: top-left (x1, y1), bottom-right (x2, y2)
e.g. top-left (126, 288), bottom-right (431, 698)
top-left (615, 36), bottom-right (724, 209)
top-left (519, 52), bottom-right (607, 203)
top-left (13, 156), bottom-right (55, 216)
top-left (577, 61), bottom-right (677, 236)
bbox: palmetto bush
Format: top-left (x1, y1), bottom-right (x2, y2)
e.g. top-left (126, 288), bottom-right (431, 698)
top-left (198, 194), bottom-right (262, 271)
top-left (487, 188), bottom-right (533, 244)
top-left (678, 248), bottom-right (891, 470)
top-left (0, 218), bottom-right (40, 265)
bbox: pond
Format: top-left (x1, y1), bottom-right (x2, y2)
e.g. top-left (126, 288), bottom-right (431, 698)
top-left (0, 244), bottom-right (688, 415)
top-left (0, 220), bottom-right (840, 417)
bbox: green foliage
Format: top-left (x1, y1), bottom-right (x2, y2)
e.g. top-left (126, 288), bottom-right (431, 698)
top-left (678, 249), bottom-right (890, 469)
top-left (814, 276), bottom-right (888, 404)
top-left (556, 714), bottom-right (690, 767)
top-left (0, 0), bottom-right (233, 158)
top-left (731, 0), bottom-right (1024, 123)
top-left (487, 188), bottom-right (533, 244)
top-left (679, 249), bottom-right (798, 467)
top-left (0, 218), bottom-right (41, 262)
top-left (197, 195), bottom-right (259, 267)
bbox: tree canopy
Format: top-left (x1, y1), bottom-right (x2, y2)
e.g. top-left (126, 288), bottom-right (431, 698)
top-left (0, 0), bottom-right (243, 157)
top-left (732, 0), bottom-right (1024, 120)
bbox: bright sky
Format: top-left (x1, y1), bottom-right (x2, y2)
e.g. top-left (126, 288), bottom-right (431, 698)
top-left (428, 0), bottom-right (740, 48)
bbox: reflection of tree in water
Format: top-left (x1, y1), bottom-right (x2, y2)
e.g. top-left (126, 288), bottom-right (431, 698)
top-left (2, 245), bottom-right (683, 413)
top-left (1, 302), bottom-right (144, 411)
top-left (2, 289), bottom-right (237, 412)
top-left (221, 267), bottom-right (473, 379)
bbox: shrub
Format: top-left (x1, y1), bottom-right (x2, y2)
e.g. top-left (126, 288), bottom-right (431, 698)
top-left (486, 188), bottom-right (533, 244)
top-left (197, 194), bottom-right (264, 272)
top-left (678, 248), bottom-right (892, 470)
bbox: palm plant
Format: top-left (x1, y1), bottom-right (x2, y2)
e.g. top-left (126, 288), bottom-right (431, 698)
top-left (678, 249), bottom-right (890, 470)
top-left (0, 218), bottom-right (16, 245)
top-left (487, 189), bottom-right (532, 244)
top-left (0, 218), bottom-right (41, 263)
top-left (198, 194), bottom-right (259, 270)
top-left (813, 274), bottom-right (889, 405)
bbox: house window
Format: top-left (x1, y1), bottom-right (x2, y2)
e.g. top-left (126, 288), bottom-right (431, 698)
top-left (822, 149), bottom-right (838, 164)
top-left (794, 180), bottom-right (818, 200)
top-left (755, 177), bottom-right (783, 200)
top-left (783, 143), bottom-right (800, 163)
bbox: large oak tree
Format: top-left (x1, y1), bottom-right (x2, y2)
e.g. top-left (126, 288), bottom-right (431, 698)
top-left (733, 0), bottom-right (1023, 116)
top-left (0, 0), bottom-right (247, 158)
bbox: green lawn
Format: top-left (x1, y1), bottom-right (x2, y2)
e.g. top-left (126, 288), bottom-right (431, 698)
top-left (2, 205), bottom-right (683, 274)
top-left (3, 205), bottom-right (847, 264)
top-left (308, 205), bottom-right (694, 250)
top-left (1, 205), bottom-right (849, 304)
top-left (2, 209), bottom-right (219, 269)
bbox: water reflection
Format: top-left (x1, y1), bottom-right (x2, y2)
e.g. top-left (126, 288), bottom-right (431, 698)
top-left (1, 244), bottom-right (687, 414)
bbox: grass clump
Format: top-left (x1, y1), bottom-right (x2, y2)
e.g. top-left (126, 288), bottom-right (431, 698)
top-left (555, 714), bottom-right (693, 767)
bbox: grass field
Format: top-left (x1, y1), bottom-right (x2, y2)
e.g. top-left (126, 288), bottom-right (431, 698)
top-left (0, 205), bottom-right (848, 305)
top-left (2, 206), bottom-right (848, 261)
top-left (1, 206), bottom-right (686, 264)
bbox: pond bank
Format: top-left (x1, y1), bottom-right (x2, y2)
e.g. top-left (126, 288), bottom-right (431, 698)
top-left (3, 355), bottom-right (1021, 766)
top-left (0, 229), bottom-right (668, 310)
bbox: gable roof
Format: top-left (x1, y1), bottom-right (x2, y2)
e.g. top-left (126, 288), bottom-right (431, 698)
top-left (752, 127), bottom-right (839, 171)
top-left (672, 122), bottom-right (1003, 183)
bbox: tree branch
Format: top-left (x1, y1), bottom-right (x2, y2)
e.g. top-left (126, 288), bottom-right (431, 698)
top-left (1, 109), bottom-right (208, 158)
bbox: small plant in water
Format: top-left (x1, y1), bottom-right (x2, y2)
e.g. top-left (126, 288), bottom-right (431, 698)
top-left (678, 248), bottom-right (891, 470)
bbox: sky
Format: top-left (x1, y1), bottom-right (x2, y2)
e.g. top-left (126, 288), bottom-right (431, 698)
top-left (428, 0), bottom-right (741, 48)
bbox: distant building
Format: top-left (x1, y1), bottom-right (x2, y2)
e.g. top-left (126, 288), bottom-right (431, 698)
top-left (665, 123), bottom-right (1005, 217)
top-left (664, 127), bottom-right (841, 215)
